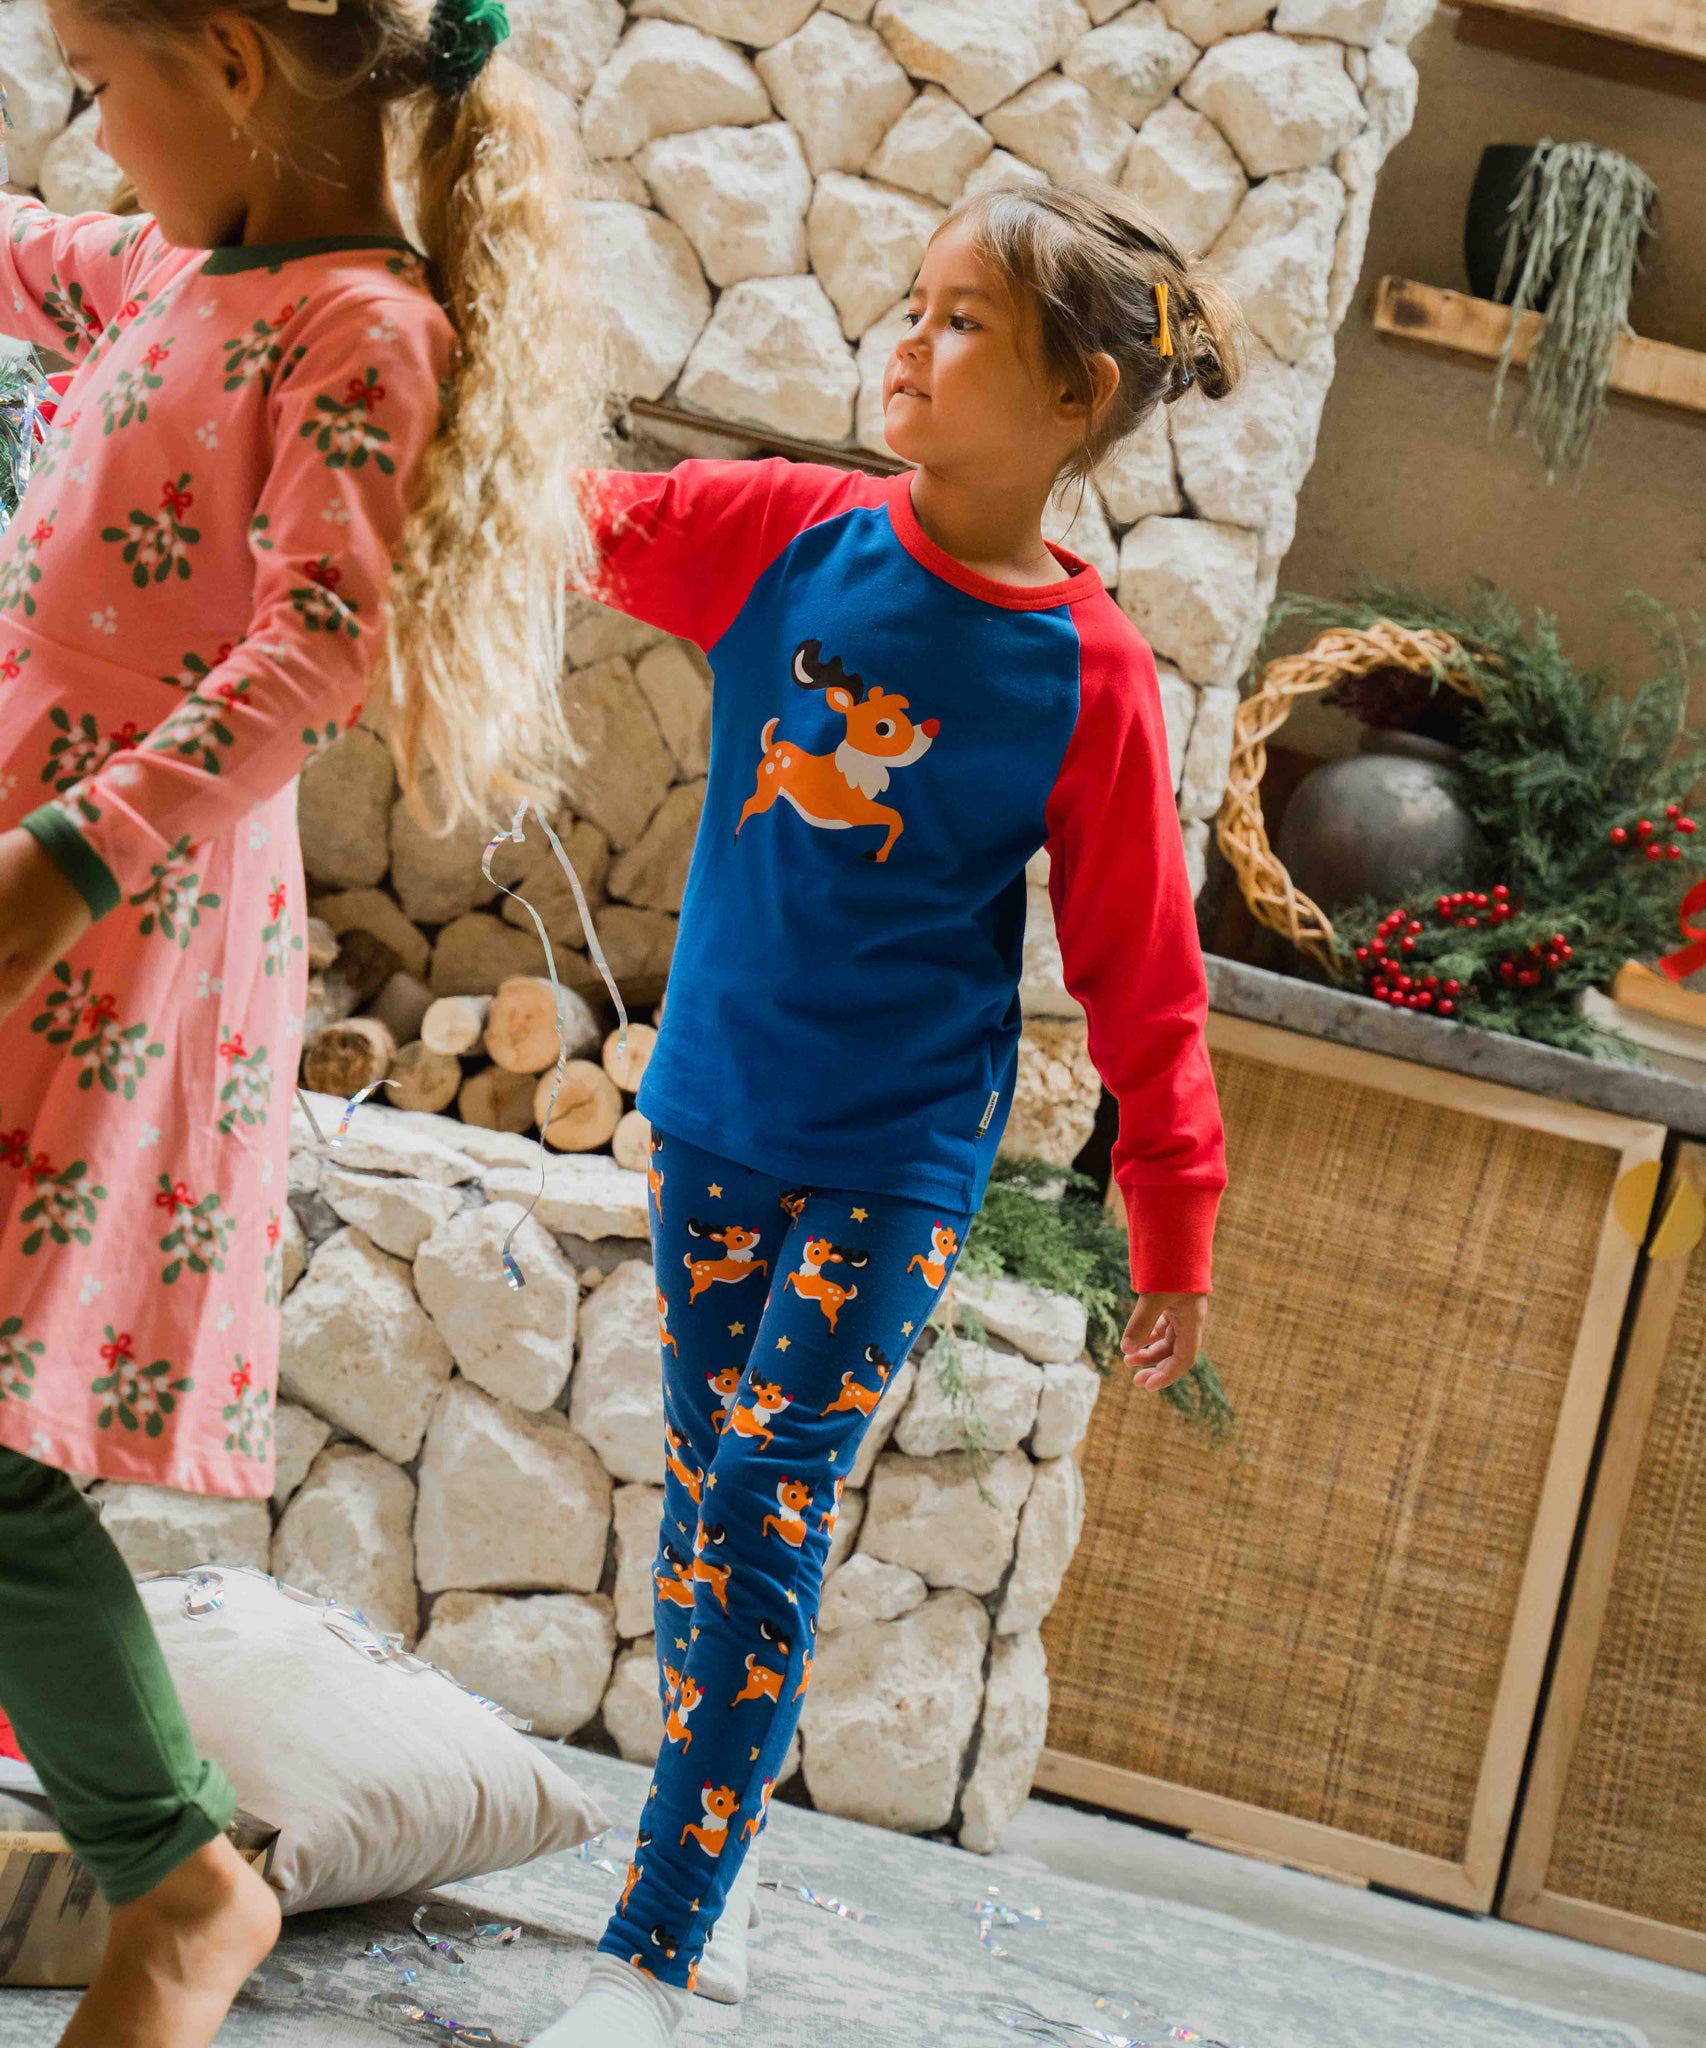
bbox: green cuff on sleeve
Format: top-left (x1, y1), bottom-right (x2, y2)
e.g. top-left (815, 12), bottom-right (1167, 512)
top-left (21, 805), bottom-right (122, 922)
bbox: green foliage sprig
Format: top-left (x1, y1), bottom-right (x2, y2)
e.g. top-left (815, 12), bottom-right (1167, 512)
top-left (0, 351), bottom-right (49, 527)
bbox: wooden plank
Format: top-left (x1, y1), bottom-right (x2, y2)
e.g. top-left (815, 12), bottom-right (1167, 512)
top-left (1508, 1888), bottom-right (1706, 1975)
top-left (1611, 959), bottom-right (1706, 1032)
top-left (1457, 0), bottom-right (1706, 62)
top-left (1456, 2), bottom-right (1706, 93)
top-left (1372, 277), bottom-right (1706, 422)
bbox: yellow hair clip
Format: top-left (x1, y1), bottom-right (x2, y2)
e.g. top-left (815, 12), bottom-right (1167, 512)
top-left (1153, 280), bottom-right (1174, 358)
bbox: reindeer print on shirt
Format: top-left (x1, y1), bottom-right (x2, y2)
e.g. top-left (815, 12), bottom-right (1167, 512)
top-left (737, 640), bottom-right (938, 865)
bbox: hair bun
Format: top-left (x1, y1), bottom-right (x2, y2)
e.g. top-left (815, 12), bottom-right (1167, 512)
top-left (426, 0), bottom-right (511, 96)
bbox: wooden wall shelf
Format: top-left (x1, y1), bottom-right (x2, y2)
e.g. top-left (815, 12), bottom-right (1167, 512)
top-left (1456, 0), bottom-right (1706, 64)
top-left (1371, 277), bottom-right (1706, 422)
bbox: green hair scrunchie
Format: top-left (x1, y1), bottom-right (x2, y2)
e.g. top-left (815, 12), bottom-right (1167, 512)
top-left (425, 0), bottom-right (510, 97)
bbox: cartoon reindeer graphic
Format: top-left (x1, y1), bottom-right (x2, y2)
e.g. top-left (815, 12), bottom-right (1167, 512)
top-left (819, 1474), bottom-right (845, 1536)
top-left (647, 1133), bottom-right (664, 1214)
top-left (908, 1222), bottom-right (960, 1290)
top-left (684, 1218), bottom-right (769, 1304)
top-left (620, 1827), bottom-right (652, 1912)
top-left (681, 1783), bottom-right (741, 1859)
top-left (785, 1236), bottom-right (868, 1332)
top-left (706, 1362), bottom-right (743, 1434)
top-left (736, 640), bottom-right (939, 865)
top-left (692, 1520), bottom-right (733, 1611)
top-left (664, 1422), bottom-right (702, 1504)
top-left (795, 1614), bottom-right (817, 1701)
top-left (665, 1674), bottom-right (703, 1751)
top-left (657, 1286), bottom-right (678, 1357)
top-left (779, 1188), bottom-right (807, 1224)
top-left (731, 1618), bottom-right (791, 1706)
top-left (760, 1477), bottom-right (813, 1548)
top-left (743, 1777), bottom-right (775, 1843)
top-left (655, 1541), bottom-right (696, 1610)
top-left (821, 1342), bottom-right (892, 1418)
top-left (727, 1376), bottom-right (791, 1449)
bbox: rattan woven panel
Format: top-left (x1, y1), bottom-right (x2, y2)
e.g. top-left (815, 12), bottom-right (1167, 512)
top-left (1545, 1242), bottom-right (1706, 1929)
top-left (1045, 1047), bottom-right (1618, 1864)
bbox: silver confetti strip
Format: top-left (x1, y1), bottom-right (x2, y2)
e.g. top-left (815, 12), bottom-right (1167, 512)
top-left (366, 1991), bottom-right (517, 2043)
top-left (758, 1871), bottom-right (883, 1923)
top-left (412, 1904), bottom-right (522, 1953)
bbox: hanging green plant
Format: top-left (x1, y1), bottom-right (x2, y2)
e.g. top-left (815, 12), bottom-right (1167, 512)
top-left (0, 351), bottom-right (49, 527)
top-left (1491, 140), bottom-right (1657, 480)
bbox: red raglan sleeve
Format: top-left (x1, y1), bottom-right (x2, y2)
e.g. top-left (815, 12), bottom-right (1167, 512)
top-left (582, 458), bottom-right (885, 652)
top-left (1045, 596), bottom-right (1226, 1295)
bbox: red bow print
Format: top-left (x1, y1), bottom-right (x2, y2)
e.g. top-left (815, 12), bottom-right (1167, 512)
top-left (345, 374), bottom-right (384, 412)
top-left (119, 299), bottom-right (140, 323)
top-left (108, 721), bottom-right (140, 750)
top-left (0, 651), bottom-right (23, 682)
top-left (267, 883), bottom-right (287, 918)
top-left (23, 1151), bottom-right (54, 1189)
top-left (0, 1129), bottom-right (29, 1171)
top-left (99, 1332), bottom-right (134, 1367)
top-left (265, 1217), bottom-right (281, 1249)
top-left (304, 559), bottom-right (342, 590)
top-left (155, 1179), bottom-right (193, 1216)
top-left (29, 518), bottom-right (53, 548)
top-left (82, 992), bottom-right (118, 1032)
top-left (160, 478), bottom-right (194, 517)
top-left (275, 300), bottom-right (300, 328)
top-left (218, 1031), bottom-right (247, 1064)
top-left (229, 1358), bottom-right (252, 1396)
top-left (143, 342), bottom-right (171, 372)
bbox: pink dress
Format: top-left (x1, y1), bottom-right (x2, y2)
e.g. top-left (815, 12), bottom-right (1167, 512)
top-left (0, 202), bottom-right (451, 1498)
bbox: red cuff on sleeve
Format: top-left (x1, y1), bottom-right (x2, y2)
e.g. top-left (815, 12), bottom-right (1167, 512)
top-left (1120, 1180), bottom-right (1220, 1296)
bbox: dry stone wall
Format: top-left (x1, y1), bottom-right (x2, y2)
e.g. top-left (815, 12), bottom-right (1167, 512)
top-left (86, 1094), bottom-right (1103, 1853)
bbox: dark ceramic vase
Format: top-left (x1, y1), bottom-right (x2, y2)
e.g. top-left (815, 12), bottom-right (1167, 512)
top-left (1465, 144), bottom-right (1546, 306)
top-left (1275, 731), bottom-right (1483, 916)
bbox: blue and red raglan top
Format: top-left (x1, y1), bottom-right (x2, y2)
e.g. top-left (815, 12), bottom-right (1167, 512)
top-left (589, 459), bottom-right (1225, 1294)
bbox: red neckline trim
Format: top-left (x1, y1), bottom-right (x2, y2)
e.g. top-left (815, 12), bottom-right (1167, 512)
top-left (886, 474), bottom-right (1104, 611)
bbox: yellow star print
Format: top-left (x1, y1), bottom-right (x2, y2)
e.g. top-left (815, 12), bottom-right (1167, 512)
top-left (690, 1625), bottom-right (700, 1641)
top-left (708, 1182), bottom-right (723, 1198)
top-left (776, 1335), bottom-right (791, 1352)
top-left (729, 1321), bottom-right (745, 1336)
top-left (675, 1637), bottom-right (688, 1652)
top-left (901, 1320), bottom-right (914, 1336)
top-left (750, 1747), bottom-right (760, 1762)
top-left (851, 1206), bottom-right (868, 1222)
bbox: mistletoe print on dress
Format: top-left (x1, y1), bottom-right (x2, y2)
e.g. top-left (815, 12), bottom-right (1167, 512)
top-left (131, 834), bottom-right (221, 947)
top-left (0, 1123), bottom-right (109, 1257)
top-left (261, 876), bottom-right (304, 978)
top-left (301, 368), bottom-right (396, 473)
top-left (222, 301), bottom-right (305, 394)
top-left (0, 1318), bottom-right (42, 1403)
top-left (97, 333), bottom-right (173, 435)
top-left (42, 707), bottom-right (139, 795)
top-left (0, 512), bottom-right (54, 618)
top-left (290, 558), bottom-right (360, 639)
top-left (263, 1209), bottom-right (285, 1307)
top-left (155, 1173), bottom-right (234, 1285)
top-left (222, 1356), bottom-right (272, 1462)
top-left (216, 1029), bottom-right (270, 1136)
top-left (91, 1325), bottom-right (192, 1440)
top-left (30, 964), bottom-right (165, 1100)
top-left (144, 678), bottom-right (249, 775)
top-left (102, 473), bottom-right (200, 587)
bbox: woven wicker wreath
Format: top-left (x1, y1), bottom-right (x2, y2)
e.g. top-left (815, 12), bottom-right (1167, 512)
top-left (1215, 622), bottom-right (1483, 974)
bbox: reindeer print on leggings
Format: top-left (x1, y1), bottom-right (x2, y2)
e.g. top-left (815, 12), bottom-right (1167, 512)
top-left (786, 1236), bottom-right (868, 1332)
top-left (737, 640), bottom-right (939, 865)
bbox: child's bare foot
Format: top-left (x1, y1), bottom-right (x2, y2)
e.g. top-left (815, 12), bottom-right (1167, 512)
top-left (56, 1835), bottom-right (281, 2048)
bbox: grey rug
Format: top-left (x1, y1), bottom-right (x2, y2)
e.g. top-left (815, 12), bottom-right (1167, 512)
top-left (0, 1747), bottom-right (1647, 2048)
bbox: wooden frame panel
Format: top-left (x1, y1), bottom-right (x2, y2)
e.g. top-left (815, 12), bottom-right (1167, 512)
top-left (1043, 1013), bottom-right (1664, 1907)
top-left (1502, 1145), bottom-right (1706, 1971)
top-left (1456, 0), bottom-right (1706, 62)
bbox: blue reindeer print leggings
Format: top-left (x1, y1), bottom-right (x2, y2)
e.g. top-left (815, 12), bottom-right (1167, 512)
top-left (600, 1126), bottom-right (972, 1988)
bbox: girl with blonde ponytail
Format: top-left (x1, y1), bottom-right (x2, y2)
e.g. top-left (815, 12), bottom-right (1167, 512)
top-left (0, 6), bottom-right (596, 2041)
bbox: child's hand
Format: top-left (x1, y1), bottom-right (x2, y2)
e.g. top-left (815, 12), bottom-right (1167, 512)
top-left (1123, 1292), bottom-right (1208, 1392)
top-left (0, 828), bottom-right (92, 1025)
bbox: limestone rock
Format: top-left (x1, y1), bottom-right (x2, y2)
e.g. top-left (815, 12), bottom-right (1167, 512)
top-left (415, 1380), bottom-right (611, 1594)
top-left (281, 1204), bottom-right (308, 1295)
top-left (955, 1273), bottom-right (1087, 1364)
top-left (612, 1483), bottom-right (666, 1637)
top-left (602, 1637), bottom-right (665, 1761)
top-left (757, 14), bottom-right (914, 175)
top-left (848, 1355), bottom-right (916, 1488)
top-left (597, 906), bottom-right (680, 997)
top-left (1032, 1358), bottom-right (1101, 1459)
top-left (1042, 480), bottom-right (1117, 590)
top-left (856, 297), bottom-right (911, 455)
top-left (569, 1258), bottom-right (666, 1484)
top-left (809, 175), bottom-right (943, 340)
top-left (1182, 33), bottom-right (1365, 179)
top-left (1210, 167), bottom-right (1346, 365)
top-left (636, 0), bottom-right (818, 46)
top-left (582, 22), bottom-right (769, 161)
top-left (1062, 5), bottom-right (1198, 129)
top-left (1383, 0), bottom-right (1437, 44)
top-left (827, 1484), bottom-right (866, 1571)
top-left (960, 149), bottom-right (1050, 200)
top-left (565, 594), bottom-right (666, 669)
top-left (320, 1167), bottom-right (462, 1261)
top-left (1096, 411), bottom-right (1180, 523)
top-left (493, 814), bottom-right (612, 954)
top-left (1170, 341), bottom-right (1319, 546)
top-left (0, 1), bottom-right (74, 189)
top-left (1182, 814), bottom-right (1210, 898)
top-left (1179, 683), bottom-right (1238, 819)
top-left (867, 88), bottom-right (992, 204)
top-left (1274, 0), bottom-right (1393, 42)
top-left (507, 0), bottom-right (625, 98)
top-left (311, 887), bottom-right (432, 982)
top-left (272, 1444), bottom-right (419, 1644)
top-left (418, 1591), bottom-right (615, 1738)
top-left (1157, 0), bottom-right (1270, 38)
top-left (92, 1483), bottom-right (271, 1576)
top-left (822, 0), bottom-right (876, 15)
top-left (997, 1453), bottom-right (1085, 1634)
top-left (958, 1628), bottom-right (1049, 1852)
top-left (39, 106), bottom-right (125, 216)
top-left (985, 73), bottom-right (1133, 187)
top-left (1121, 100), bottom-right (1247, 256)
top-left (1363, 40), bottom-right (1421, 162)
top-left (634, 641), bottom-right (712, 778)
top-left (608, 781), bottom-right (705, 913)
top-left (1158, 665), bottom-right (1197, 792)
top-left (414, 1204), bottom-right (578, 1411)
top-left (298, 728), bottom-right (395, 890)
top-left (271, 1401), bottom-right (331, 1508)
top-left (679, 274), bottom-right (858, 443)
top-left (1329, 128), bottom-right (1381, 332)
top-left (896, 1342), bottom-right (1042, 1456)
top-left (429, 913), bottom-right (548, 998)
top-left (1020, 877), bottom-right (1079, 1022)
top-left (873, 0), bottom-right (1091, 118)
top-left (1002, 1017), bottom-right (1101, 1168)
top-left (559, 658), bottom-right (676, 853)
top-left (279, 1226), bottom-right (454, 1464)
top-left (294, 1096), bottom-right (479, 1187)
top-left (639, 122), bottom-right (812, 288)
top-left (861, 1449), bottom-right (1033, 1594)
top-left (1117, 516), bottom-right (1262, 688)
top-left (482, 1153), bottom-right (651, 1240)
top-left (800, 1589), bottom-right (989, 1830)
top-left (820, 1553), bottom-right (928, 1633)
top-left (580, 202), bottom-right (713, 406)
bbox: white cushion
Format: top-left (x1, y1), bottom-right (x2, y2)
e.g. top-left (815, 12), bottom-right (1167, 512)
top-left (141, 1568), bottom-right (608, 1914)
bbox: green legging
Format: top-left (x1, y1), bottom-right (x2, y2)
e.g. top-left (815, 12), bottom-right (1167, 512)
top-left (0, 1446), bottom-right (234, 1906)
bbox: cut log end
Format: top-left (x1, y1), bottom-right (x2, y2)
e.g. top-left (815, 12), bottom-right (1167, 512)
top-left (612, 1107), bottom-right (653, 1174)
top-left (301, 1017), bottom-right (395, 1100)
top-left (386, 1039), bottom-right (462, 1115)
top-left (534, 1059), bottom-right (622, 1152)
top-left (602, 1021), bottom-right (659, 1094)
top-left (421, 993), bottom-right (491, 1057)
top-left (458, 1065), bottom-right (538, 1133)
top-left (486, 974), bottom-right (600, 1074)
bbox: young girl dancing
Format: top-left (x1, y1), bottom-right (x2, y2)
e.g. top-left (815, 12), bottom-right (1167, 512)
top-left (0, 4), bottom-right (593, 2043)
top-left (538, 183), bottom-right (1242, 2046)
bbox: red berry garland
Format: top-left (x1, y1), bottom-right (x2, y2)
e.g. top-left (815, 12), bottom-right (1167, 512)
top-left (1610, 802), bottom-right (1696, 854)
top-left (1350, 886), bottom-right (1578, 1020)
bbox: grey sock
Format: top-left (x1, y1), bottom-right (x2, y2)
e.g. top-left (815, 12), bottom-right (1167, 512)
top-left (529, 1954), bottom-right (690, 2046)
top-left (694, 1841), bottom-right (763, 2006)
